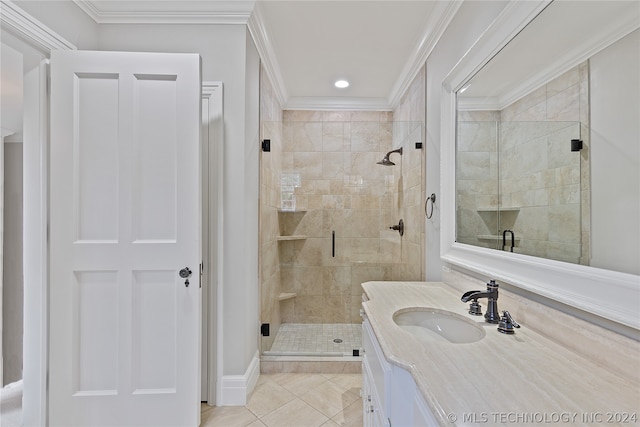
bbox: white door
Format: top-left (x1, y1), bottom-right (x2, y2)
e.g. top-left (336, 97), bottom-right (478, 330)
top-left (49, 50), bottom-right (201, 427)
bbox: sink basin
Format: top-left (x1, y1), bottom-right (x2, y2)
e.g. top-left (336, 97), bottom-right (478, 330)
top-left (393, 308), bottom-right (486, 344)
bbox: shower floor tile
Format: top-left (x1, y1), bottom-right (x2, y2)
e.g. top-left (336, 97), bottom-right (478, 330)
top-left (267, 323), bottom-right (362, 356)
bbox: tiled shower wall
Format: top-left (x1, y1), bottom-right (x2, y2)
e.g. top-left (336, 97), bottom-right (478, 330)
top-left (278, 111), bottom-right (423, 324)
top-left (259, 65), bottom-right (426, 349)
top-left (457, 62), bottom-right (590, 264)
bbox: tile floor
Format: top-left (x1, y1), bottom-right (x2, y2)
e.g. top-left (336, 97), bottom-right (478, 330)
top-left (200, 373), bottom-right (363, 427)
top-left (264, 324), bottom-right (362, 356)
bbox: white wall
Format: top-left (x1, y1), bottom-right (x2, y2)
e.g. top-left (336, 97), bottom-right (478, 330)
top-left (7, 1), bottom-right (262, 395)
top-left (98, 23), bottom-right (261, 377)
top-left (590, 29), bottom-right (640, 275)
top-left (12, 0), bottom-right (99, 49)
top-left (1, 41), bottom-right (24, 387)
top-left (1, 42), bottom-right (23, 135)
top-left (3, 140), bottom-right (23, 386)
top-left (425, 1), bottom-right (508, 280)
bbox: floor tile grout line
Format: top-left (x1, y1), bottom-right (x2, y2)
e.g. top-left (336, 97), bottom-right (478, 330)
top-left (203, 374), bottom-right (363, 427)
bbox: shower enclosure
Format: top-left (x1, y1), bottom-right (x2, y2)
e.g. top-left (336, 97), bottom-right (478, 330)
top-left (456, 118), bottom-right (585, 264)
top-left (259, 112), bottom-right (423, 358)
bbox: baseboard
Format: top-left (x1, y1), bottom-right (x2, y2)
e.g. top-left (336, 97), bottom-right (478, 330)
top-left (218, 350), bottom-right (260, 406)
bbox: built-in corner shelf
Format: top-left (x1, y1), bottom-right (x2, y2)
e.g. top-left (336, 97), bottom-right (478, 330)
top-left (277, 235), bottom-right (307, 241)
top-left (278, 292), bottom-right (297, 301)
top-left (478, 235), bottom-right (521, 241)
top-left (277, 209), bottom-right (307, 213)
top-left (476, 207), bottom-right (520, 213)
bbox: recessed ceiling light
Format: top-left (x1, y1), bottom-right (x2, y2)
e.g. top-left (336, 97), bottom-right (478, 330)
top-left (334, 80), bottom-right (349, 89)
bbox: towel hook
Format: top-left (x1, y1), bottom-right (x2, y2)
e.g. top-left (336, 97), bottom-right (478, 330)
top-left (425, 193), bottom-right (436, 219)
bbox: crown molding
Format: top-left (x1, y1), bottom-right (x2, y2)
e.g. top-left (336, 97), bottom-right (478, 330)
top-left (457, 97), bottom-right (500, 112)
top-left (247, 3), bottom-right (287, 107)
top-left (0, 0), bottom-right (76, 52)
top-left (250, 1), bottom-right (460, 112)
top-left (65, 0), bottom-right (463, 112)
top-left (284, 96), bottom-right (391, 112)
top-left (388, 0), bottom-right (462, 109)
top-left (73, 1), bottom-right (255, 24)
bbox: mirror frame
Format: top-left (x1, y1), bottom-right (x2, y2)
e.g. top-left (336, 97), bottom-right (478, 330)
top-left (441, 0), bottom-right (639, 330)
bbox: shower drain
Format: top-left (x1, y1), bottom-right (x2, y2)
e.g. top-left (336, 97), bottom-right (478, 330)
top-left (333, 338), bottom-right (343, 343)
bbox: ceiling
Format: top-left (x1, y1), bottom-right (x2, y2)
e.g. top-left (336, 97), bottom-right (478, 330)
top-left (74, 1), bottom-right (459, 110)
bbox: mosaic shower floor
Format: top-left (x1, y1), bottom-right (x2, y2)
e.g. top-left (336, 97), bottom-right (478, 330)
top-left (264, 323), bottom-right (362, 356)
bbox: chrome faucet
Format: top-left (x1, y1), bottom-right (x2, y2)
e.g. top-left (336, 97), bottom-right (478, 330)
top-left (461, 280), bottom-right (501, 324)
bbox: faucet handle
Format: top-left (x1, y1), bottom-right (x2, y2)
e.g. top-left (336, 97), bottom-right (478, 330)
top-left (497, 310), bottom-right (520, 334)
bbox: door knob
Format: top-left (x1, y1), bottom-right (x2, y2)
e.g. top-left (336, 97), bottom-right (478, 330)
top-left (179, 267), bottom-right (192, 287)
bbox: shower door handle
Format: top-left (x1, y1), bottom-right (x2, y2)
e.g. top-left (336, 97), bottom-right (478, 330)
top-left (332, 231), bottom-right (335, 258)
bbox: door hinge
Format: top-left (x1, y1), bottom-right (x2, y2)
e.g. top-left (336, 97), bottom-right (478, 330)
top-left (260, 323), bottom-right (270, 336)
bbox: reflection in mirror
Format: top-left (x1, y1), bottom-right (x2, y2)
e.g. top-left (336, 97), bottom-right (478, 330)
top-left (457, 118), bottom-right (582, 264)
top-left (455, 0), bottom-right (639, 275)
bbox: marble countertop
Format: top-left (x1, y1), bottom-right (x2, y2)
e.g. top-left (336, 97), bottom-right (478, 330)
top-left (361, 281), bottom-right (639, 426)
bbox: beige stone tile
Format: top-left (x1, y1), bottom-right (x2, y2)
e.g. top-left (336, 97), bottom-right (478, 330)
top-left (350, 122), bottom-right (380, 152)
top-left (247, 377), bottom-right (296, 418)
top-left (300, 379), bottom-right (360, 418)
top-left (295, 122), bottom-right (323, 151)
top-left (330, 398), bottom-right (363, 427)
top-left (349, 111), bottom-right (383, 122)
top-left (322, 152), bottom-right (345, 180)
top-left (546, 84), bottom-right (580, 121)
top-left (322, 195), bottom-right (350, 210)
top-left (293, 266), bottom-right (323, 296)
top-left (322, 111), bottom-right (350, 122)
top-left (294, 152), bottom-right (323, 179)
top-left (274, 373), bottom-right (329, 395)
top-left (321, 420), bottom-right (341, 427)
top-left (326, 373), bottom-right (362, 391)
top-left (546, 66), bottom-right (579, 97)
top-left (201, 405), bottom-right (258, 427)
top-left (293, 238), bottom-right (324, 266)
top-left (347, 210), bottom-right (381, 238)
top-left (260, 398), bottom-right (329, 427)
top-left (322, 295), bottom-right (352, 323)
top-left (247, 420), bottom-right (268, 427)
top-left (322, 266), bottom-right (351, 296)
top-left (285, 110), bottom-right (324, 122)
top-left (262, 362), bottom-right (362, 375)
top-left (322, 122), bottom-right (347, 152)
top-left (293, 296), bottom-right (324, 323)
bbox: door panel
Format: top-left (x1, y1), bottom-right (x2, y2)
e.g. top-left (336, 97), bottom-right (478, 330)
top-left (49, 50), bottom-right (201, 427)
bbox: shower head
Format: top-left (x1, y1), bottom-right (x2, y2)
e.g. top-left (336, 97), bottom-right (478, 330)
top-left (377, 157), bottom-right (395, 166)
top-left (377, 147), bottom-right (403, 166)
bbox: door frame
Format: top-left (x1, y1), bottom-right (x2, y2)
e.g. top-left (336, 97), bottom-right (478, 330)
top-left (2, 3), bottom-right (75, 425)
top-left (201, 82), bottom-right (223, 406)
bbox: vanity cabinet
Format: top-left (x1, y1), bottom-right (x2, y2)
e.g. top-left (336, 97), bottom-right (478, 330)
top-left (362, 317), bottom-right (439, 426)
top-left (362, 316), bottom-right (390, 427)
top-left (362, 357), bottom-right (388, 427)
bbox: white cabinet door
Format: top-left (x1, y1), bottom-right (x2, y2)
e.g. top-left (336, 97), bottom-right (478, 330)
top-left (49, 50), bottom-right (201, 427)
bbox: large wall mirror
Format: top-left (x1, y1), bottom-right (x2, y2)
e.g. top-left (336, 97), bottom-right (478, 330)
top-left (441, 1), bottom-right (639, 330)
